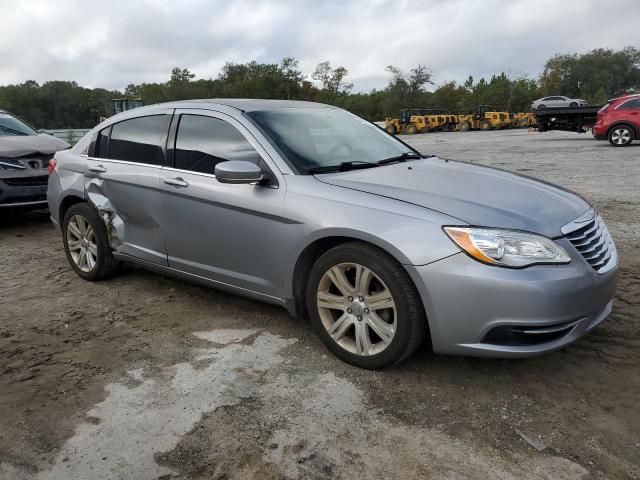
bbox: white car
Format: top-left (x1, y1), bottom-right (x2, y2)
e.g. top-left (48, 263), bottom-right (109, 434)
top-left (531, 96), bottom-right (587, 110)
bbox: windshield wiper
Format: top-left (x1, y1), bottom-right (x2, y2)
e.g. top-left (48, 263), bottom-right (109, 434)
top-left (308, 161), bottom-right (378, 174)
top-left (377, 152), bottom-right (425, 165)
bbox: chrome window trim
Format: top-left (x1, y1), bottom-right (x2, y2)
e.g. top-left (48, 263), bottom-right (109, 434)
top-left (163, 166), bottom-right (216, 179)
top-left (85, 156), bottom-right (163, 169)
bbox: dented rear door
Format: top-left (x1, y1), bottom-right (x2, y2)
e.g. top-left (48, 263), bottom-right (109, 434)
top-left (85, 111), bottom-right (173, 265)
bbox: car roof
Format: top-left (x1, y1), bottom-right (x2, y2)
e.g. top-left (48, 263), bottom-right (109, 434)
top-left (608, 93), bottom-right (640, 103)
top-left (135, 99), bottom-right (333, 113)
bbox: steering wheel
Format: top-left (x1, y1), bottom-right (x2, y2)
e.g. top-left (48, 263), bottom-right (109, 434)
top-left (326, 142), bottom-right (353, 161)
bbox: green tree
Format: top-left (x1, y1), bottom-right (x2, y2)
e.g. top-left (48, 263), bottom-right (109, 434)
top-left (312, 61), bottom-right (353, 96)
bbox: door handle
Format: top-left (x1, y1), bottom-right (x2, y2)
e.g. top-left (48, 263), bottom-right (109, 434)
top-left (88, 165), bottom-right (107, 173)
top-left (163, 177), bottom-right (189, 188)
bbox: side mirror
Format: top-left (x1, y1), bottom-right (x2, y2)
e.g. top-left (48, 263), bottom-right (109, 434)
top-left (215, 160), bottom-right (264, 184)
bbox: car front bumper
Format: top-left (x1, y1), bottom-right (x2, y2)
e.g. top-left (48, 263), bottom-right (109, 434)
top-left (407, 238), bottom-right (618, 358)
top-left (0, 177), bottom-right (49, 208)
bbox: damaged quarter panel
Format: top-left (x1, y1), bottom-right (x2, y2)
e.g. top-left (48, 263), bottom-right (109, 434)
top-left (47, 144), bottom-right (87, 227)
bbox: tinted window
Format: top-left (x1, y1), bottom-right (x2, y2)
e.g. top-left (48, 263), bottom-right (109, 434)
top-left (619, 98), bottom-right (640, 109)
top-left (94, 127), bottom-right (110, 158)
top-left (174, 115), bottom-right (259, 175)
top-left (108, 115), bottom-right (170, 165)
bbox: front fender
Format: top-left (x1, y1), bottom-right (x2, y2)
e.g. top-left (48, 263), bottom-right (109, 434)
top-left (280, 177), bottom-right (462, 300)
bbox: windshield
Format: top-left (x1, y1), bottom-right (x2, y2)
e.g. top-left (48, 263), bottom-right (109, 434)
top-left (0, 112), bottom-right (37, 136)
top-left (247, 107), bottom-right (417, 174)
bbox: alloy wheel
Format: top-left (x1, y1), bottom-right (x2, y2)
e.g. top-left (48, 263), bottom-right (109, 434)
top-left (316, 263), bottom-right (397, 356)
top-left (611, 128), bottom-right (632, 145)
top-left (66, 214), bottom-right (98, 272)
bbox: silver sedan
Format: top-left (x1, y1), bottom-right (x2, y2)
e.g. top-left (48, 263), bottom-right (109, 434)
top-left (47, 100), bottom-right (618, 369)
top-left (531, 96), bottom-right (587, 109)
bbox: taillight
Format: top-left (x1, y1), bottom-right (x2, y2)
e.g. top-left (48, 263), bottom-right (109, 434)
top-left (48, 158), bottom-right (57, 176)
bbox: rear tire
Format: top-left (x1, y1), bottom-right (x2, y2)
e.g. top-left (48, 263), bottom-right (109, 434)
top-left (458, 121), bottom-right (470, 132)
top-left (537, 104), bottom-right (546, 110)
top-left (480, 120), bottom-right (492, 131)
top-left (306, 242), bottom-right (427, 369)
top-left (62, 203), bottom-right (120, 281)
top-left (608, 125), bottom-right (634, 147)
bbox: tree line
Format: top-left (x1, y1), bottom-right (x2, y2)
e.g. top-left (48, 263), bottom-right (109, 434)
top-left (0, 47), bottom-right (638, 129)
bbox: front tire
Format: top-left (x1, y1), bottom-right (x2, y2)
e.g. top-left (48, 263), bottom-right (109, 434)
top-left (62, 203), bottom-right (120, 281)
top-left (306, 242), bottom-right (427, 369)
top-left (608, 125), bottom-right (634, 147)
top-left (404, 124), bottom-right (417, 135)
top-left (480, 120), bottom-right (492, 131)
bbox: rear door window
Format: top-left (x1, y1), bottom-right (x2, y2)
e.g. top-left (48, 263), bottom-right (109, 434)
top-left (108, 115), bottom-right (171, 165)
top-left (173, 115), bottom-right (260, 175)
top-left (94, 127), bottom-right (110, 158)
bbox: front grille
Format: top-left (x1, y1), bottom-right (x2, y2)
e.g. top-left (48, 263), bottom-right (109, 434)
top-left (565, 213), bottom-right (616, 273)
top-left (2, 175), bottom-right (49, 186)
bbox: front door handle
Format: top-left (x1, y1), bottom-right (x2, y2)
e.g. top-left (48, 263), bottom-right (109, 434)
top-left (163, 177), bottom-right (189, 188)
top-left (88, 165), bottom-right (107, 173)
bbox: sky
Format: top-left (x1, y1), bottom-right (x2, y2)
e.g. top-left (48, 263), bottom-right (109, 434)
top-left (1, 0), bottom-right (639, 92)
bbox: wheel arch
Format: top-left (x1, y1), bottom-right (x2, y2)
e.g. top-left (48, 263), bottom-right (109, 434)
top-left (288, 231), bottom-right (417, 320)
top-left (59, 194), bottom-right (85, 224)
top-left (606, 121), bottom-right (638, 138)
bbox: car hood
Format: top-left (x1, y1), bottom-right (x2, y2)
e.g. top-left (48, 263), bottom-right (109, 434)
top-left (0, 133), bottom-right (70, 158)
top-left (315, 157), bottom-right (590, 238)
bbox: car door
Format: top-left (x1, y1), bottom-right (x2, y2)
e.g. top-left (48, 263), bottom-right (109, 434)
top-left (546, 96), bottom-right (563, 107)
top-left (159, 109), bottom-right (287, 299)
top-left (620, 98), bottom-right (640, 129)
top-left (85, 110), bottom-right (173, 265)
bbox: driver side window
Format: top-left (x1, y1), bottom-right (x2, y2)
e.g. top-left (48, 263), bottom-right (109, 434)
top-left (173, 115), bottom-right (260, 175)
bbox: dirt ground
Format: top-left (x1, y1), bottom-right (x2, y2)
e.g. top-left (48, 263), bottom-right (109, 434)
top-left (1, 129), bottom-right (639, 479)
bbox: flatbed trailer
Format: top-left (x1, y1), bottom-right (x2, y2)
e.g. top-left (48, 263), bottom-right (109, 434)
top-left (535, 106), bottom-right (601, 133)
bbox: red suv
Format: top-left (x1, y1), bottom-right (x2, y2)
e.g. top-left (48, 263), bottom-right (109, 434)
top-left (593, 94), bottom-right (640, 146)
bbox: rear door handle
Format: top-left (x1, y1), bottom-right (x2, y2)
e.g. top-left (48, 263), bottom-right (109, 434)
top-left (163, 177), bottom-right (189, 188)
top-left (88, 165), bottom-right (107, 173)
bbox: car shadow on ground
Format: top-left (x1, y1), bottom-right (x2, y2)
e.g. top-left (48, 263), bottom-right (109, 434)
top-left (0, 208), bottom-right (51, 229)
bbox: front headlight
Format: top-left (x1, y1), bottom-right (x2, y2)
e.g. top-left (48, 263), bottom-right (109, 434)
top-left (443, 227), bottom-right (570, 268)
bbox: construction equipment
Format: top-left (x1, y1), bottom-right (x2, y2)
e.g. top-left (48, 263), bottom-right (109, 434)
top-left (385, 108), bottom-right (448, 135)
top-left (511, 112), bottom-right (537, 128)
top-left (456, 106), bottom-right (511, 131)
